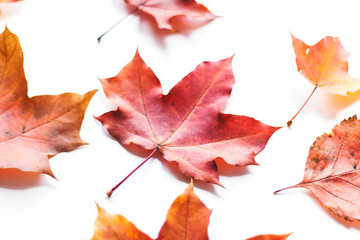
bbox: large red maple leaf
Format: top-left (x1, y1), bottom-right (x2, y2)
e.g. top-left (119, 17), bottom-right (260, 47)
top-left (96, 50), bottom-right (279, 196)
top-left (0, 27), bottom-right (96, 177)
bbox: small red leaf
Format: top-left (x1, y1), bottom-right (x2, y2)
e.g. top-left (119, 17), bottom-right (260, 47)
top-left (125, 0), bottom-right (216, 30)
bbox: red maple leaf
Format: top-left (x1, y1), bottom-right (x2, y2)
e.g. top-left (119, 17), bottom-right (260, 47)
top-left (97, 0), bottom-right (216, 41)
top-left (125, 0), bottom-right (216, 30)
top-left (96, 50), bottom-right (280, 196)
top-left (276, 115), bottom-right (360, 222)
top-left (0, 27), bottom-right (96, 177)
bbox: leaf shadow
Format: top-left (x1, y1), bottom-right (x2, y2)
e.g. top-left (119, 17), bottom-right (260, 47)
top-left (0, 168), bottom-right (41, 189)
top-left (159, 156), bottom-right (217, 194)
top-left (317, 89), bottom-right (360, 118)
top-left (216, 158), bottom-right (250, 177)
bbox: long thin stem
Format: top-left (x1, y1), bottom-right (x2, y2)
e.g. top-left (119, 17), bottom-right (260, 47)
top-left (287, 86), bottom-right (318, 127)
top-left (97, 8), bottom-right (139, 42)
top-left (107, 146), bottom-right (160, 198)
top-left (274, 183), bottom-right (303, 195)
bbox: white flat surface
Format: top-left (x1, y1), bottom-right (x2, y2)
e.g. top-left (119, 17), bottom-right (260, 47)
top-left (1, 0), bottom-right (360, 239)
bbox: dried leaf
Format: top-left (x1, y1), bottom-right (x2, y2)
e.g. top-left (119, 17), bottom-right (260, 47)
top-left (276, 115), bottom-right (360, 222)
top-left (96, 50), bottom-right (279, 188)
top-left (0, 27), bottom-right (96, 177)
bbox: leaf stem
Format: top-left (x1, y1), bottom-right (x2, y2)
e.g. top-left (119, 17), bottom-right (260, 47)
top-left (287, 86), bottom-right (318, 127)
top-left (107, 146), bottom-right (160, 198)
top-left (273, 183), bottom-right (302, 195)
top-left (97, 8), bottom-right (139, 42)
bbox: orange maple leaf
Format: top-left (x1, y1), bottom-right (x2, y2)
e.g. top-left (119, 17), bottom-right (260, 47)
top-left (92, 181), bottom-right (292, 239)
top-left (92, 181), bottom-right (211, 240)
top-left (0, 27), bottom-right (96, 177)
top-left (246, 233), bottom-right (292, 240)
top-left (288, 35), bottom-right (360, 126)
top-left (276, 115), bottom-right (360, 222)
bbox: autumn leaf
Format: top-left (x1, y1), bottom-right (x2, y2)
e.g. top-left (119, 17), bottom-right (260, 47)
top-left (0, 27), bottom-right (96, 177)
top-left (91, 181), bottom-right (211, 240)
top-left (287, 34), bottom-right (360, 126)
top-left (0, 0), bottom-right (21, 2)
top-left (275, 115), bottom-right (360, 222)
top-left (125, 0), bottom-right (216, 30)
top-left (246, 233), bottom-right (292, 240)
top-left (96, 50), bottom-right (280, 196)
top-left (97, 0), bottom-right (216, 41)
top-left (92, 181), bottom-right (291, 239)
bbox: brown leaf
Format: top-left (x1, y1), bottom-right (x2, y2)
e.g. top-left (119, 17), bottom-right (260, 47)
top-left (276, 115), bottom-right (360, 222)
top-left (96, 50), bottom-right (280, 191)
top-left (125, 0), bottom-right (216, 30)
top-left (0, 27), bottom-right (96, 177)
top-left (92, 181), bottom-right (211, 240)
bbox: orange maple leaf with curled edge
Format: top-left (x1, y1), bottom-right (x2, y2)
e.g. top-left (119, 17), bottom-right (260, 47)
top-left (0, 27), bottom-right (96, 177)
top-left (276, 115), bottom-right (360, 222)
top-left (96, 50), bottom-right (280, 196)
top-left (246, 233), bottom-right (292, 240)
top-left (92, 181), bottom-right (291, 240)
top-left (288, 34), bottom-right (360, 126)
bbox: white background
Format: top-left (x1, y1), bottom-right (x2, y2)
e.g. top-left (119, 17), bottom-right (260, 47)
top-left (1, 0), bottom-right (360, 239)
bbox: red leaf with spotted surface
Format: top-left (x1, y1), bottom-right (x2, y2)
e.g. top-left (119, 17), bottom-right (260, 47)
top-left (0, 27), bottom-right (96, 177)
top-left (96, 50), bottom-right (280, 196)
top-left (276, 115), bottom-right (360, 222)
